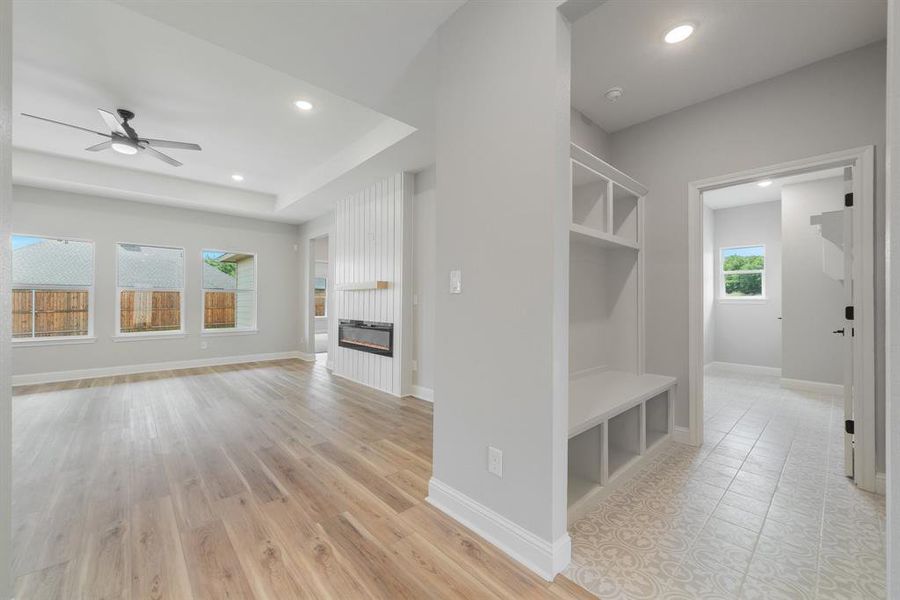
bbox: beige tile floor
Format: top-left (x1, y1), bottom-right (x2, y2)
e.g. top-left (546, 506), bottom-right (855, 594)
top-left (565, 365), bottom-right (885, 599)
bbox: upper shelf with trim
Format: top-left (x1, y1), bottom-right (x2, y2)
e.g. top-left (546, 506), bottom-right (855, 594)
top-left (570, 143), bottom-right (647, 251)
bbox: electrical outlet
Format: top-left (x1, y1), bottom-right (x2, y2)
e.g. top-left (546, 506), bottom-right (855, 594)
top-left (200, 341), bottom-right (208, 350)
top-left (412, 360), bottom-right (418, 371)
top-left (413, 294), bottom-right (419, 306)
top-left (488, 446), bottom-right (502, 478)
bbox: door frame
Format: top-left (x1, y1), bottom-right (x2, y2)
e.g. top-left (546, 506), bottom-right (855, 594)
top-left (687, 146), bottom-right (877, 492)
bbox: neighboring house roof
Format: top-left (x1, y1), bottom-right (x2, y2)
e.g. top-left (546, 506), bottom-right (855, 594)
top-left (14, 238), bottom-right (241, 290)
top-left (12, 238), bottom-right (92, 287)
top-left (116, 244), bottom-right (184, 289)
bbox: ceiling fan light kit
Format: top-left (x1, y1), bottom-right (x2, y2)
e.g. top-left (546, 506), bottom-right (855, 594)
top-left (20, 107), bottom-right (202, 167)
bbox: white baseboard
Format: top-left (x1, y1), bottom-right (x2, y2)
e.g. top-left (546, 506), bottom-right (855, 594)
top-left (427, 477), bottom-right (570, 581)
top-left (409, 385), bottom-right (434, 403)
top-left (672, 425), bottom-right (694, 445)
top-left (780, 377), bottom-right (844, 395)
top-left (298, 352), bottom-right (316, 362)
top-left (12, 351), bottom-right (303, 386)
top-left (876, 472), bottom-right (886, 495)
top-left (705, 361), bottom-right (781, 376)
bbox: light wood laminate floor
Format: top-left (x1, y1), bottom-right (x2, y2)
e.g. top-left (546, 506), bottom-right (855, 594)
top-left (13, 359), bottom-right (592, 599)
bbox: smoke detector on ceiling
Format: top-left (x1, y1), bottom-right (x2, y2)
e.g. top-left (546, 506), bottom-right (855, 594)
top-left (604, 87), bottom-right (624, 102)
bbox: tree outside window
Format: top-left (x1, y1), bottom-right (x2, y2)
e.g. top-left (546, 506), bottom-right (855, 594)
top-left (720, 245), bottom-right (765, 299)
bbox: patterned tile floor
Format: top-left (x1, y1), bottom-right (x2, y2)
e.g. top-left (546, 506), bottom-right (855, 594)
top-left (565, 365), bottom-right (885, 599)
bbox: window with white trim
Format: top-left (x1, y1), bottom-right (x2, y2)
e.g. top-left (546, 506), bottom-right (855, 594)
top-left (117, 243), bottom-right (184, 335)
top-left (12, 235), bottom-right (94, 339)
top-left (720, 245), bottom-right (766, 299)
top-left (202, 250), bottom-right (257, 331)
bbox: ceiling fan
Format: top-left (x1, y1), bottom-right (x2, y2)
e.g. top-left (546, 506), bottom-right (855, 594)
top-left (20, 108), bottom-right (201, 167)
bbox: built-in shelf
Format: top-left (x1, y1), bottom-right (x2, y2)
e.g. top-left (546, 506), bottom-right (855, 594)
top-left (335, 281), bottom-right (389, 291)
top-left (570, 224), bottom-right (639, 251)
top-left (569, 369), bottom-right (677, 439)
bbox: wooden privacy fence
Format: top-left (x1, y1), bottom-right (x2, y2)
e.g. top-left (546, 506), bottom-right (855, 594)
top-left (204, 291), bottom-right (236, 329)
top-left (14, 289), bottom-right (237, 336)
top-left (13, 289), bottom-right (89, 338)
top-left (120, 290), bottom-right (182, 333)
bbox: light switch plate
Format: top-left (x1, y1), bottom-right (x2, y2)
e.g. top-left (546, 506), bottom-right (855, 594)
top-left (488, 446), bottom-right (502, 478)
top-left (449, 269), bottom-right (462, 294)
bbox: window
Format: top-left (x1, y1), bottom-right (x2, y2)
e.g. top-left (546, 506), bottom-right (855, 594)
top-left (720, 245), bottom-right (765, 299)
top-left (12, 235), bottom-right (93, 340)
top-left (117, 243), bottom-right (184, 335)
top-left (202, 250), bottom-right (257, 331)
top-left (314, 260), bottom-right (327, 317)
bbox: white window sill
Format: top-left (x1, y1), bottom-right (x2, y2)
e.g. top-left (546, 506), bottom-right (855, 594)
top-left (13, 336), bottom-right (97, 347)
top-left (112, 332), bottom-right (187, 342)
top-left (201, 328), bottom-right (258, 337)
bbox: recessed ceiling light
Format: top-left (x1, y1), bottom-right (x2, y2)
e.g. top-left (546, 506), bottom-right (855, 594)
top-left (294, 99), bottom-right (313, 111)
top-left (757, 180), bottom-right (773, 188)
top-left (664, 23), bottom-right (695, 44)
top-left (111, 140), bottom-right (138, 155)
top-left (231, 173), bottom-right (244, 182)
top-left (604, 87), bottom-right (624, 102)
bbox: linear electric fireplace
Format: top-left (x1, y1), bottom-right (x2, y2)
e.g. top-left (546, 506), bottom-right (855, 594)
top-left (338, 320), bottom-right (394, 357)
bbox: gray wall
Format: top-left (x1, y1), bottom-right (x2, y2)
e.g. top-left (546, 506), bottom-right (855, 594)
top-left (712, 201), bottom-right (782, 369)
top-left (782, 177), bottom-right (845, 384)
top-left (11, 186), bottom-right (301, 376)
top-left (0, 0), bottom-right (11, 592)
top-left (434, 0), bottom-right (570, 547)
top-left (885, 0), bottom-right (898, 591)
top-left (608, 43), bottom-right (886, 469)
top-left (413, 166), bottom-right (436, 393)
top-left (571, 107), bottom-right (611, 161)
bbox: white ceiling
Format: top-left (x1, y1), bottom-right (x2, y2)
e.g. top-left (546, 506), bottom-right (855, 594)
top-left (12, 0), bottom-right (462, 223)
top-left (703, 167), bottom-right (844, 211)
top-left (573, 0), bottom-right (887, 133)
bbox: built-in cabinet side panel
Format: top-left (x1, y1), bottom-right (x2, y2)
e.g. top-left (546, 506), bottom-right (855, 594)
top-left (333, 172), bottom-right (410, 396)
top-left (570, 239), bottom-right (609, 375)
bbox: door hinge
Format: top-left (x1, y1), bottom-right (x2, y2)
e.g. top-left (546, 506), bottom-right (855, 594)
top-left (845, 420), bottom-right (855, 435)
top-left (845, 306), bottom-right (854, 320)
top-left (845, 192), bottom-right (854, 207)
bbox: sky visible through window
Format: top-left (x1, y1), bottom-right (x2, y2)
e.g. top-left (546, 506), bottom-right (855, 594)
top-left (12, 235), bottom-right (46, 249)
top-left (721, 245), bottom-right (764, 260)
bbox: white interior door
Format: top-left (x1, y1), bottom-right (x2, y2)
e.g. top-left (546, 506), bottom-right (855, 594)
top-left (842, 166), bottom-right (855, 478)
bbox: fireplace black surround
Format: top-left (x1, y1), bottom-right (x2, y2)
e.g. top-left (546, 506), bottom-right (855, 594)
top-left (338, 320), bottom-right (394, 357)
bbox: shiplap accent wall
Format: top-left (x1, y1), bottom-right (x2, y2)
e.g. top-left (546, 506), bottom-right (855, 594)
top-left (330, 172), bottom-right (413, 396)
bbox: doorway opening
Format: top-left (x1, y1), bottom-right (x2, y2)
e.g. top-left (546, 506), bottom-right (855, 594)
top-left (311, 234), bottom-right (329, 363)
top-left (690, 147), bottom-right (877, 492)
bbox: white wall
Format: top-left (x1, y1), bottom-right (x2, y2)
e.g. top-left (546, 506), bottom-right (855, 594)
top-left (609, 43), bottom-right (887, 466)
top-left (413, 166), bottom-right (436, 395)
top-left (782, 177), bottom-right (846, 384)
top-left (331, 172), bottom-right (413, 396)
top-left (712, 201), bottom-right (782, 369)
top-left (434, 0), bottom-right (570, 575)
top-left (571, 107), bottom-right (611, 161)
top-left (703, 205), bottom-right (715, 364)
top-left (11, 186), bottom-right (301, 377)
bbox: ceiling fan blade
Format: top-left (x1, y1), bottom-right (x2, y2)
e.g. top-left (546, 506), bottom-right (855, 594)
top-left (85, 141), bottom-right (112, 152)
top-left (143, 146), bottom-right (182, 167)
top-left (97, 109), bottom-right (126, 136)
top-left (21, 113), bottom-right (112, 138)
top-left (143, 139), bottom-right (202, 151)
